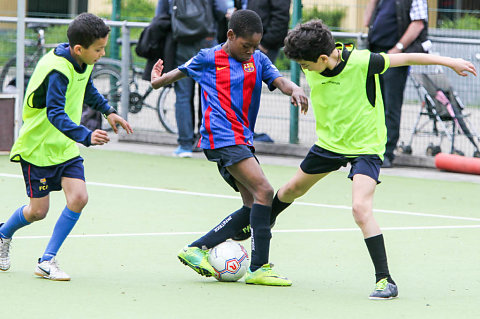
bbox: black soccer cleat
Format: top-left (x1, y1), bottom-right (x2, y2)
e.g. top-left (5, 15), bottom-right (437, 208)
top-left (231, 220), bottom-right (276, 241)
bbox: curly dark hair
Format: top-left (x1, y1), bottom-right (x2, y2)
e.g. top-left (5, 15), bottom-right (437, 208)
top-left (67, 13), bottom-right (110, 48)
top-left (284, 19), bottom-right (336, 62)
top-left (229, 9), bottom-right (263, 38)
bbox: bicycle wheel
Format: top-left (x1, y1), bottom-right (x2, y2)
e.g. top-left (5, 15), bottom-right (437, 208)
top-left (0, 56), bottom-right (36, 93)
top-left (156, 85), bottom-right (178, 134)
top-left (91, 66), bottom-right (122, 110)
top-left (91, 66), bottom-right (122, 130)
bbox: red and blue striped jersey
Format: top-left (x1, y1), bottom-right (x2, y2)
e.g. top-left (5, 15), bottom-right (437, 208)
top-left (178, 44), bottom-right (282, 149)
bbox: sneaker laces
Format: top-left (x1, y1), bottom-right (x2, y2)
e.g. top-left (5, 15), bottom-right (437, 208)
top-left (42, 258), bottom-right (60, 271)
top-left (263, 263), bottom-right (274, 270)
top-left (0, 238), bottom-right (11, 257)
top-left (375, 278), bottom-right (388, 291)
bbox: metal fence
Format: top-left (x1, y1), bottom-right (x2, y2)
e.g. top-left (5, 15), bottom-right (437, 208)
top-left (1, 13), bottom-right (480, 158)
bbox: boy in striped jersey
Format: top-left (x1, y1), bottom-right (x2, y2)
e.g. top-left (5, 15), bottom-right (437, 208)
top-left (151, 9), bottom-right (308, 286)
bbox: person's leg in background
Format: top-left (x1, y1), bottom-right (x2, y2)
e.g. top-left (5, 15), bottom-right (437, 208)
top-left (380, 65), bottom-right (409, 167)
top-left (173, 42), bottom-right (198, 158)
top-left (174, 39), bottom-right (217, 157)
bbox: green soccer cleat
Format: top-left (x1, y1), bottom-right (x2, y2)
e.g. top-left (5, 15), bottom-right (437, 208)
top-left (245, 263), bottom-right (292, 286)
top-left (177, 245), bottom-right (215, 277)
top-left (368, 278), bottom-right (398, 300)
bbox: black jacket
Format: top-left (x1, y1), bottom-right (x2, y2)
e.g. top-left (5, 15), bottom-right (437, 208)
top-left (247, 0), bottom-right (291, 51)
top-left (136, 12), bottom-right (176, 81)
top-left (368, 0), bottom-right (428, 53)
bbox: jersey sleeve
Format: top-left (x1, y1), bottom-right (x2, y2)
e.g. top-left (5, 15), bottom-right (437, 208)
top-left (259, 52), bottom-right (282, 91)
top-left (178, 48), bottom-right (208, 83)
top-left (368, 52), bottom-right (390, 76)
top-left (46, 71), bottom-right (92, 147)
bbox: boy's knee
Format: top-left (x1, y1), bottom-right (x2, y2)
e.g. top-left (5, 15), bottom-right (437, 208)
top-left (68, 192), bottom-right (89, 210)
top-left (27, 206), bottom-right (49, 221)
top-left (254, 183), bottom-right (274, 205)
top-left (263, 185), bottom-right (274, 200)
top-left (352, 202), bottom-right (371, 226)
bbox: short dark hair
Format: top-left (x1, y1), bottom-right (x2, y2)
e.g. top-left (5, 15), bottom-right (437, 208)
top-left (228, 10), bottom-right (263, 38)
top-left (284, 19), bottom-right (336, 62)
top-left (67, 13), bottom-right (110, 48)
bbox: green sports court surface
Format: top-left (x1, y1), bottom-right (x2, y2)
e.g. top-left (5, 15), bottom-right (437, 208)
top-left (1, 147), bottom-right (479, 318)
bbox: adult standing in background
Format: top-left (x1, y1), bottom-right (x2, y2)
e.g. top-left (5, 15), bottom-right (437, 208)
top-left (246, 0), bottom-right (291, 63)
top-left (365, 0), bottom-right (430, 168)
top-left (157, 0), bottom-right (227, 158)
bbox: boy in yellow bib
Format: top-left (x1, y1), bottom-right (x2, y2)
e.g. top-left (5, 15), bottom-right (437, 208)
top-left (233, 19), bottom-right (476, 299)
top-left (279, 19), bottom-right (475, 299)
top-left (0, 13), bottom-right (133, 280)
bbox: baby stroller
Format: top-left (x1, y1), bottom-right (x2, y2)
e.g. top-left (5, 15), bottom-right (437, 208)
top-left (399, 69), bottom-right (480, 158)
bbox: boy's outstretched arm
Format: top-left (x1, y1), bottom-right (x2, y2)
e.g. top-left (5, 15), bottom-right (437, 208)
top-left (150, 59), bottom-right (187, 89)
top-left (272, 77), bottom-right (309, 114)
top-left (388, 53), bottom-right (477, 77)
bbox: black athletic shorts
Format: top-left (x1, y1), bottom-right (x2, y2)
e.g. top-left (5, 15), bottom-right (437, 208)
top-left (204, 144), bottom-right (257, 191)
top-left (20, 156), bottom-right (85, 198)
top-left (300, 145), bottom-right (382, 183)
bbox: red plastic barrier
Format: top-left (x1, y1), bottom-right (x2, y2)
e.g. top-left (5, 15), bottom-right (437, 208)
top-left (435, 153), bottom-right (480, 175)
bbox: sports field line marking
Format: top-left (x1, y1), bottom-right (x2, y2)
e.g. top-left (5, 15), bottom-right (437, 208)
top-left (13, 224), bottom-right (480, 240)
top-left (2, 173), bottom-right (480, 222)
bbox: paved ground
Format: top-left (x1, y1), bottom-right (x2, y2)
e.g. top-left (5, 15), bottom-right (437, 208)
top-left (100, 134), bottom-right (480, 184)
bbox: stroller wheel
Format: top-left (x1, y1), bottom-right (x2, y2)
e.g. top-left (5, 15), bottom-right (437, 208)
top-left (398, 144), bottom-right (412, 155)
top-left (426, 145), bottom-right (441, 157)
top-left (452, 149), bottom-right (464, 156)
top-left (474, 150), bottom-right (480, 158)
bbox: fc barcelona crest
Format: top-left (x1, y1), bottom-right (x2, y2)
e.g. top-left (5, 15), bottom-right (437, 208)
top-left (243, 62), bottom-right (255, 72)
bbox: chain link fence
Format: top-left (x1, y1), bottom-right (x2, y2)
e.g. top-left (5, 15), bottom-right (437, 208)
top-left (1, 1), bottom-right (480, 158)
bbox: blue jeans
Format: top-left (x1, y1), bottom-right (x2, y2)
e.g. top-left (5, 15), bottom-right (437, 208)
top-left (174, 39), bottom-right (215, 149)
top-left (379, 65), bottom-right (409, 161)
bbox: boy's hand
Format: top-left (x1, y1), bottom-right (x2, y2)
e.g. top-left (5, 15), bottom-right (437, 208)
top-left (151, 59), bottom-right (165, 83)
top-left (106, 113), bottom-right (134, 134)
top-left (291, 87), bottom-right (309, 115)
top-left (451, 58), bottom-right (477, 77)
top-left (90, 129), bottom-right (110, 145)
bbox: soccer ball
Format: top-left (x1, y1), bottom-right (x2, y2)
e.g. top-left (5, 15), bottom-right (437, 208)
top-left (208, 240), bottom-right (249, 282)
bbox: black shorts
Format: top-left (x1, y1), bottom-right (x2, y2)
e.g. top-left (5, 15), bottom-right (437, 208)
top-left (300, 145), bottom-right (382, 183)
top-left (20, 156), bottom-right (85, 198)
top-left (204, 145), bottom-right (257, 192)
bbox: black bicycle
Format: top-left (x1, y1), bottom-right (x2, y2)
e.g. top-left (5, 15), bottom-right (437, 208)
top-left (0, 23), bottom-right (56, 93)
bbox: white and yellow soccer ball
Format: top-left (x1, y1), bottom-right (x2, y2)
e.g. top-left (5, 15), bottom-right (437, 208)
top-left (208, 240), bottom-right (249, 282)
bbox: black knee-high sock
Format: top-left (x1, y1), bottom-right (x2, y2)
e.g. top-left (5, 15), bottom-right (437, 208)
top-left (190, 206), bottom-right (251, 249)
top-left (250, 203), bottom-right (272, 271)
top-left (271, 193), bottom-right (292, 223)
top-left (365, 234), bottom-right (395, 284)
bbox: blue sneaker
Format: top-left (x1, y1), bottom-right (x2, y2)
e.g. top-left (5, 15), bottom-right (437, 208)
top-left (369, 278), bottom-right (398, 300)
top-left (174, 146), bottom-right (192, 158)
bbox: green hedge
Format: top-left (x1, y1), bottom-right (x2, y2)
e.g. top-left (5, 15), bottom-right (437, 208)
top-left (439, 14), bottom-right (480, 30)
top-left (275, 7), bottom-right (346, 71)
top-left (302, 6), bottom-right (346, 30)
